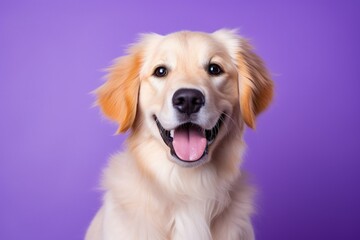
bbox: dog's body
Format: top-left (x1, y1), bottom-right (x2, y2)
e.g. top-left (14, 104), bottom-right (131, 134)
top-left (86, 30), bottom-right (273, 240)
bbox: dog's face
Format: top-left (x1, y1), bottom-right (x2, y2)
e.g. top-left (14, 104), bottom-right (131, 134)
top-left (96, 30), bottom-right (273, 168)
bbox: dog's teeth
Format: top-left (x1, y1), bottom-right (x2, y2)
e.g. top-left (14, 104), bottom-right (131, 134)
top-left (170, 130), bottom-right (174, 138)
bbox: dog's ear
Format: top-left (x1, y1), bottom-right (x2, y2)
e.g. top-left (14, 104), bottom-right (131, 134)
top-left (237, 39), bottom-right (274, 129)
top-left (95, 46), bottom-right (142, 133)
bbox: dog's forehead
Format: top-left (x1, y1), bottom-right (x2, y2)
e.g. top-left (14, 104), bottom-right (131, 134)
top-left (143, 32), bottom-right (229, 66)
top-left (160, 31), bottom-right (219, 51)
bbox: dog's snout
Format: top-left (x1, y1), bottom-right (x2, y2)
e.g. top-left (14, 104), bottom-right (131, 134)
top-left (172, 88), bottom-right (205, 115)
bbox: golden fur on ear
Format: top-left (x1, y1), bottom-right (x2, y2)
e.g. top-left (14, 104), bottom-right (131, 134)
top-left (237, 39), bottom-right (274, 129)
top-left (95, 47), bottom-right (142, 133)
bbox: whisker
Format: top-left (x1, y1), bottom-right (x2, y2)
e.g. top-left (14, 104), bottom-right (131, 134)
top-left (214, 110), bottom-right (241, 135)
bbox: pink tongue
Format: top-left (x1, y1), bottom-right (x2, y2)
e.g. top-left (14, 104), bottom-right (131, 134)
top-left (172, 125), bottom-right (207, 161)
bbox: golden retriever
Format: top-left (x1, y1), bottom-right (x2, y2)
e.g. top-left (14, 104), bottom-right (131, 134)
top-left (86, 29), bottom-right (273, 240)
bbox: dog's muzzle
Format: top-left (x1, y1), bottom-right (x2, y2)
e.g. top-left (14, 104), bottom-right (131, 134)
top-left (154, 88), bottom-right (225, 167)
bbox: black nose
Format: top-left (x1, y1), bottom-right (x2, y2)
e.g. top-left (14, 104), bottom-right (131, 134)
top-left (172, 88), bottom-right (205, 115)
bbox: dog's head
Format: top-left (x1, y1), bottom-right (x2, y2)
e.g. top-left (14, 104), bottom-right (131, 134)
top-left (96, 30), bottom-right (273, 168)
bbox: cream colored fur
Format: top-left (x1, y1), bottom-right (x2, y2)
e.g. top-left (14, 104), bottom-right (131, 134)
top-left (86, 29), bottom-right (273, 240)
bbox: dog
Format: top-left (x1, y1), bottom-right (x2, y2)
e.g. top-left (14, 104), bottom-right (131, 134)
top-left (86, 29), bottom-right (273, 240)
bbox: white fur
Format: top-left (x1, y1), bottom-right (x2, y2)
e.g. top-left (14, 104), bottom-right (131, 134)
top-left (86, 29), bottom-right (273, 240)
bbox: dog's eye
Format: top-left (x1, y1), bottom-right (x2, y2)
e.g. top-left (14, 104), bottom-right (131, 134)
top-left (153, 66), bottom-right (168, 77)
top-left (208, 63), bottom-right (224, 76)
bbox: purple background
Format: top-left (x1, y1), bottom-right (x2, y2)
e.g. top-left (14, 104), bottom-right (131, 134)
top-left (1, 0), bottom-right (360, 239)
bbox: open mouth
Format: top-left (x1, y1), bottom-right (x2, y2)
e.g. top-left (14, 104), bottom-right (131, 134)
top-left (154, 114), bottom-right (225, 165)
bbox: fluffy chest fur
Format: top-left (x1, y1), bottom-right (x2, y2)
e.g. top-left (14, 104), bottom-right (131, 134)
top-left (99, 151), bottom-right (254, 240)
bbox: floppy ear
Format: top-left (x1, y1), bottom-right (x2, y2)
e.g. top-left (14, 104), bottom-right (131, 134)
top-left (237, 39), bottom-right (274, 129)
top-left (95, 46), bottom-right (142, 133)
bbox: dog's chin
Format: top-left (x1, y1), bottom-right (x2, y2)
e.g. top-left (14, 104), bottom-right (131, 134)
top-left (154, 114), bottom-right (225, 168)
